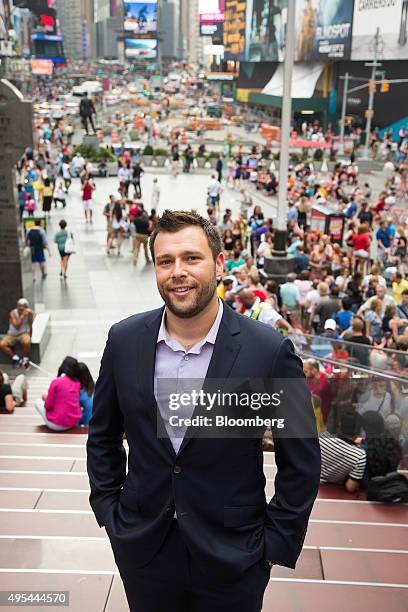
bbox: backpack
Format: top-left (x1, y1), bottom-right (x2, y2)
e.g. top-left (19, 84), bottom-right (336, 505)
top-left (367, 472), bottom-right (408, 503)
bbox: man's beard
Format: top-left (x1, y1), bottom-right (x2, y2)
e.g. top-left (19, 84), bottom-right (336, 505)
top-left (158, 275), bottom-right (217, 319)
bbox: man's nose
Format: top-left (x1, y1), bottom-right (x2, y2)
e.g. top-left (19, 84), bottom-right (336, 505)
top-left (171, 259), bottom-right (187, 278)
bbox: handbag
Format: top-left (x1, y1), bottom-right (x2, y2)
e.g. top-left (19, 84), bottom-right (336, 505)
top-left (23, 245), bottom-right (32, 259)
top-left (64, 233), bottom-right (75, 254)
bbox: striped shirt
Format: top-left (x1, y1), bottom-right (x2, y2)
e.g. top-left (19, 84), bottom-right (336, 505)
top-left (319, 431), bottom-right (366, 484)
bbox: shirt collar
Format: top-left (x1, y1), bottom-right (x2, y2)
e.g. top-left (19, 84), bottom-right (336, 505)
top-left (157, 299), bottom-right (223, 354)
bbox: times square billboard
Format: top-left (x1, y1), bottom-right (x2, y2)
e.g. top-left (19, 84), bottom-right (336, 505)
top-left (352, 0), bottom-right (408, 60)
top-left (295, 0), bottom-right (354, 61)
top-left (226, 0), bottom-right (354, 62)
top-left (124, 0), bottom-right (158, 35)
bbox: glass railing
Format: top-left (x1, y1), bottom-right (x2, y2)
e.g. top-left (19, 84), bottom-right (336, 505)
top-left (296, 346), bottom-right (408, 461)
top-left (288, 332), bottom-right (408, 380)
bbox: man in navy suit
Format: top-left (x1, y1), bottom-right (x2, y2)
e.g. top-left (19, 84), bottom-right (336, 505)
top-left (87, 210), bottom-right (320, 612)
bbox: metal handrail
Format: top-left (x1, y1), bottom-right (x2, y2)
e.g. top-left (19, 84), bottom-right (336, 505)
top-left (300, 332), bottom-right (408, 356)
top-left (301, 351), bottom-right (408, 383)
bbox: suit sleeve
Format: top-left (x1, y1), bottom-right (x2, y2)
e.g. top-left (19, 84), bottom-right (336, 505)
top-left (264, 338), bottom-right (321, 568)
top-left (86, 327), bottom-right (127, 527)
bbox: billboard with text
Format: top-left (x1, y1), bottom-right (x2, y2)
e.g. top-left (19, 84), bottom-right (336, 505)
top-left (295, 0), bottom-right (354, 62)
top-left (224, 0), bottom-right (247, 60)
top-left (351, 0), bottom-right (408, 60)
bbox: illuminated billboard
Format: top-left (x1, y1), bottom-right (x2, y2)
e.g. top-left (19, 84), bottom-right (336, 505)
top-left (199, 0), bottom-right (225, 22)
top-left (124, 1), bottom-right (158, 35)
top-left (224, 0), bottom-right (247, 60)
top-left (125, 37), bottom-right (157, 58)
top-left (245, 0), bottom-right (287, 62)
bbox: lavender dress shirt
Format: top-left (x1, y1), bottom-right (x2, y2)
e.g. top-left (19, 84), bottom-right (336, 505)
top-left (154, 300), bottom-right (223, 455)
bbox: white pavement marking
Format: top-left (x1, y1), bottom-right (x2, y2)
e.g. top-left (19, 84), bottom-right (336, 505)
top-left (0, 509), bottom-right (405, 528)
top-left (0, 487), bottom-right (88, 493)
top-left (0, 537), bottom-right (405, 556)
top-left (0, 443), bottom-right (87, 448)
top-left (0, 508), bottom-right (92, 514)
top-left (0, 570), bottom-right (405, 587)
top-left (0, 432), bottom-right (87, 437)
top-left (0, 455), bottom-right (85, 461)
top-left (309, 519), bottom-right (407, 527)
top-left (0, 470), bottom-right (88, 475)
top-left (268, 578), bottom-right (408, 588)
top-left (51, 320), bottom-right (114, 327)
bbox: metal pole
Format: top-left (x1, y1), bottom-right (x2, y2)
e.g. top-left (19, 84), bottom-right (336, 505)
top-left (339, 71), bottom-right (349, 157)
top-left (363, 27), bottom-right (380, 159)
top-left (275, 0), bottom-right (296, 251)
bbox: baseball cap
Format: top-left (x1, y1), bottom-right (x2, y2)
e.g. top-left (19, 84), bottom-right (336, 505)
top-left (17, 298), bottom-right (29, 307)
top-left (324, 319), bottom-right (337, 331)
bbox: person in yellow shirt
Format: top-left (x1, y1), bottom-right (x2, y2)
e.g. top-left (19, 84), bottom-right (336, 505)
top-left (392, 272), bottom-right (408, 304)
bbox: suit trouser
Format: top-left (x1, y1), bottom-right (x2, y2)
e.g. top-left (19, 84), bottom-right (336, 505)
top-left (117, 520), bottom-right (271, 612)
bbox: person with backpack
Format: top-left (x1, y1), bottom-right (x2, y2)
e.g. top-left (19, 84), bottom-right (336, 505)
top-left (361, 411), bottom-right (408, 503)
top-left (26, 219), bottom-right (50, 281)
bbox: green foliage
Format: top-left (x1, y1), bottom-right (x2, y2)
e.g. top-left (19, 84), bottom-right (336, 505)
top-left (143, 144), bottom-right (154, 155)
top-left (73, 145), bottom-right (116, 162)
top-left (154, 148), bottom-right (169, 157)
top-left (208, 151), bottom-right (220, 159)
top-left (313, 148), bottom-right (324, 161)
top-left (290, 152), bottom-right (300, 162)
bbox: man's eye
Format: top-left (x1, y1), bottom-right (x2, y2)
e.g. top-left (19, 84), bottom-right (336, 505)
top-left (160, 260), bottom-right (171, 265)
top-left (187, 256), bottom-right (199, 261)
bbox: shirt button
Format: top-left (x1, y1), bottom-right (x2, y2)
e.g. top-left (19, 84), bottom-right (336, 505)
top-left (173, 465), bottom-right (182, 474)
top-left (165, 506), bottom-right (174, 517)
top-left (184, 356), bottom-right (189, 361)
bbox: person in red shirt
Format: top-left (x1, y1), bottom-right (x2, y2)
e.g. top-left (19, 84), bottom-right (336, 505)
top-left (82, 177), bottom-right (95, 224)
top-left (352, 223), bottom-right (371, 275)
top-left (303, 358), bottom-right (332, 423)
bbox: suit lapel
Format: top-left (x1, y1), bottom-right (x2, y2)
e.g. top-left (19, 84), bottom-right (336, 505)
top-left (141, 307), bottom-right (177, 459)
top-left (177, 305), bottom-right (242, 455)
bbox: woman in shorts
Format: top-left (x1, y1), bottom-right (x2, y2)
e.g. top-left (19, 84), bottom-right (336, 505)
top-left (54, 219), bottom-right (71, 279)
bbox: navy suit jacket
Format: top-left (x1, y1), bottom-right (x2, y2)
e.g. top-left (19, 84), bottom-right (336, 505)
top-left (86, 303), bottom-right (321, 579)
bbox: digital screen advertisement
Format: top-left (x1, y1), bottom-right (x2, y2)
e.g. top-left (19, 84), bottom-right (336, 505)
top-left (125, 37), bottom-right (157, 58)
top-left (224, 0), bottom-right (247, 60)
top-left (245, 0), bottom-right (287, 62)
top-left (124, 0), bottom-right (158, 34)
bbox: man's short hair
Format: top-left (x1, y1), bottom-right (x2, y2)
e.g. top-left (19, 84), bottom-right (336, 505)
top-left (352, 317), bottom-right (364, 333)
top-left (149, 210), bottom-right (223, 262)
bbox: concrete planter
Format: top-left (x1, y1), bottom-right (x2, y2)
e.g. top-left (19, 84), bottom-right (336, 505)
top-left (155, 156), bottom-right (167, 167)
top-left (142, 155), bottom-right (154, 166)
top-left (196, 157), bottom-right (206, 168)
top-left (107, 161), bottom-right (118, 176)
top-left (209, 158), bottom-right (218, 169)
top-left (204, 161), bottom-right (212, 169)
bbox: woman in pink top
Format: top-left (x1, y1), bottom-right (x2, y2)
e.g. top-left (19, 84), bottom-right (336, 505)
top-left (34, 357), bottom-right (82, 431)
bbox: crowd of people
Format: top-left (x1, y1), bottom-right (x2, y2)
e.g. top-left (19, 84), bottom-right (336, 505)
top-left (4, 111), bottom-right (408, 497)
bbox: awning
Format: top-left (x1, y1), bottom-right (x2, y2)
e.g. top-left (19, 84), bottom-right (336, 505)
top-left (262, 62), bottom-right (325, 99)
